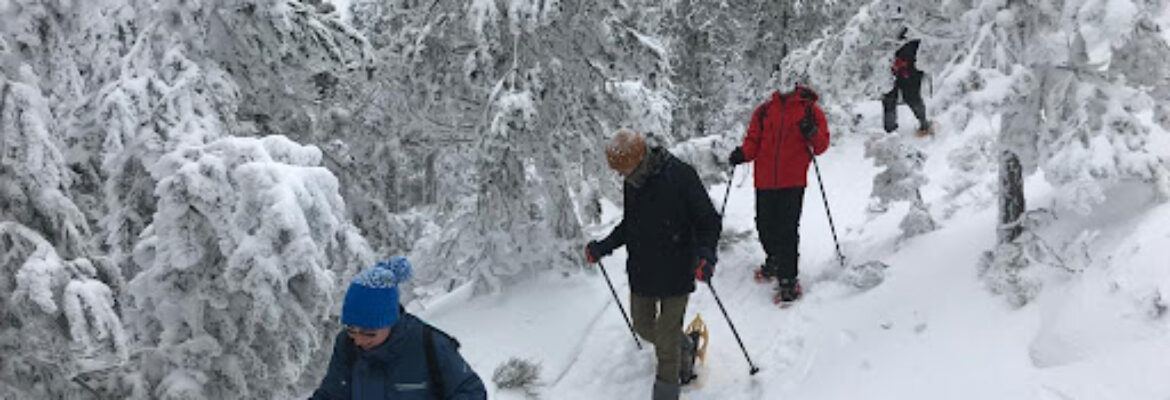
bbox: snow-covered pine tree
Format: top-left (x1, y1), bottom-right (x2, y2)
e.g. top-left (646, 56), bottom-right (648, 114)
top-left (925, 0), bottom-right (1170, 305)
top-left (0, 28), bottom-right (134, 396)
top-left (0, 65), bottom-right (91, 260)
top-left (370, 0), bottom-right (676, 294)
top-left (777, 0), bottom-right (1168, 305)
top-left (123, 136), bottom-right (372, 400)
top-left (93, 26), bottom-right (240, 281)
top-left (0, 60), bottom-right (126, 392)
top-left (0, 222), bottom-right (127, 399)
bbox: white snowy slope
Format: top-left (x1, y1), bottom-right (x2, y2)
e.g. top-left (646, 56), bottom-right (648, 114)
top-left (412, 99), bottom-right (1170, 400)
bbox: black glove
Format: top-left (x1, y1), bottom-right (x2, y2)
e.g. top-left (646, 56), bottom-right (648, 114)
top-left (799, 112), bottom-right (816, 140)
top-left (585, 240), bottom-right (604, 264)
top-left (728, 147), bottom-right (746, 166)
top-left (694, 248), bottom-right (717, 282)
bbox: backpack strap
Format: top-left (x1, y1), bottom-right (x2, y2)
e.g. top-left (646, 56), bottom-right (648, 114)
top-left (421, 319), bottom-right (460, 400)
top-left (424, 327), bottom-right (445, 400)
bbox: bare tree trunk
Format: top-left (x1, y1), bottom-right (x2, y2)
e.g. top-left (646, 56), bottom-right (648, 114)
top-left (0, 80), bottom-right (9, 165)
top-left (998, 149), bottom-right (1025, 244)
top-left (425, 151), bottom-right (437, 205)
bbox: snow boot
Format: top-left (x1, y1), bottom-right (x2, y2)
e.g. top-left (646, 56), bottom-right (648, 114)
top-left (679, 331), bottom-right (698, 385)
top-left (753, 263), bottom-right (778, 284)
top-left (882, 92), bottom-right (899, 133)
top-left (653, 379), bottom-right (681, 400)
top-left (753, 268), bottom-right (773, 284)
top-left (914, 121), bottom-right (935, 137)
top-left (774, 278), bottom-right (803, 306)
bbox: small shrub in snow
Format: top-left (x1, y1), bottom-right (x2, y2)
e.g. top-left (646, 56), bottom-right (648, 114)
top-left (979, 210), bottom-right (1071, 307)
top-left (978, 243), bottom-right (1043, 308)
top-left (1149, 291), bottom-right (1168, 320)
top-left (865, 131), bottom-right (936, 239)
top-left (492, 357), bottom-right (542, 397)
top-left (840, 260), bottom-right (889, 291)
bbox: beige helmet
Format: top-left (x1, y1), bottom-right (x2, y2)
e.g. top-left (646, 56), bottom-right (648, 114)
top-left (605, 128), bottom-right (647, 174)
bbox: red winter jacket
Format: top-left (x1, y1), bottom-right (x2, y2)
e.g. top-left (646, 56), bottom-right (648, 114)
top-left (740, 86), bottom-right (831, 189)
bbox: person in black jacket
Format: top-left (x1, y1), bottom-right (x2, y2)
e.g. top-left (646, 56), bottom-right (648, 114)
top-left (883, 27), bottom-right (931, 136)
top-left (584, 129), bottom-right (721, 400)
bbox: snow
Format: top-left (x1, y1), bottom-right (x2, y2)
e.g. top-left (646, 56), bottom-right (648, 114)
top-left (1076, 0), bottom-right (1140, 67)
top-left (469, 0), bottom-right (500, 39)
top-left (404, 96), bottom-right (1170, 399)
top-left (7, 0), bottom-right (1170, 398)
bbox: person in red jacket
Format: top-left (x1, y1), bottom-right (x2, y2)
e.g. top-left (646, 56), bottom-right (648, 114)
top-left (727, 84), bottom-right (830, 303)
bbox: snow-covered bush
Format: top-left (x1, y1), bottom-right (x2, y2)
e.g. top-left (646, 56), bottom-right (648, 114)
top-left (839, 260), bottom-right (890, 291)
top-left (865, 131), bottom-right (935, 238)
top-left (123, 136), bottom-right (372, 400)
top-left (669, 134), bottom-right (734, 187)
top-left (0, 223), bottom-right (126, 399)
top-left (978, 209), bottom-right (1073, 307)
top-left (941, 132), bottom-right (995, 218)
top-left (0, 66), bottom-right (90, 259)
top-left (492, 357), bottom-right (543, 397)
top-left (95, 38), bottom-right (239, 280)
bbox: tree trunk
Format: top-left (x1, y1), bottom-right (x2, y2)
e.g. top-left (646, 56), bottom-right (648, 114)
top-left (998, 149), bottom-right (1025, 244)
top-left (424, 151), bottom-right (438, 205)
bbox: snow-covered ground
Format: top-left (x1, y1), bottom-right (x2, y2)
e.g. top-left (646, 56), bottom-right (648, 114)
top-left (412, 102), bottom-right (1170, 400)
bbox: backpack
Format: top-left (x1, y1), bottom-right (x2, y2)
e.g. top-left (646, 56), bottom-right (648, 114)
top-left (344, 314), bottom-right (461, 400)
top-left (892, 57), bottom-right (913, 78)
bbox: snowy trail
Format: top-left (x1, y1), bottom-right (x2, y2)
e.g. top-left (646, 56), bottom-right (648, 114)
top-left (417, 99), bottom-right (1170, 399)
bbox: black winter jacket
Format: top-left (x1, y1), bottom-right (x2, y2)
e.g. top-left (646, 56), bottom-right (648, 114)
top-left (597, 148), bottom-right (721, 297)
top-left (895, 39), bottom-right (920, 62)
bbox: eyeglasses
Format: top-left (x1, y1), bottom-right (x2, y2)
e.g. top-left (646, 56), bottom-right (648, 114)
top-left (346, 326), bottom-right (380, 338)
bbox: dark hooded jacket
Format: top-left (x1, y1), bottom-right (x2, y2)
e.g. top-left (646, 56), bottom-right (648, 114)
top-left (892, 39), bottom-right (922, 79)
top-left (309, 314), bottom-right (486, 400)
top-left (597, 147), bottom-right (721, 297)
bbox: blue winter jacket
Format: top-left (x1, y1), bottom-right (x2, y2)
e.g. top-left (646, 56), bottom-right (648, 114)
top-left (309, 314), bottom-right (487, 400)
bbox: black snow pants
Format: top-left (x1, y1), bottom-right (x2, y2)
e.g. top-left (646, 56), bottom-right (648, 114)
top-left (756, 187), bottom-right (805, 281)
top-left (882, 71), bottom-right (928, 133)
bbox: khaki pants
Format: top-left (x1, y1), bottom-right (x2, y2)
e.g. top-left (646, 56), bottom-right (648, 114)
top-left (630, 293), bottom-right (689, 383)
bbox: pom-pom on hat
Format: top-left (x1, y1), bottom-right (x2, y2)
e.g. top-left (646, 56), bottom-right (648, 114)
top-left (341, 256), bottom-right (413, 330)
top-left (605, 128), bottom-right (647, 173)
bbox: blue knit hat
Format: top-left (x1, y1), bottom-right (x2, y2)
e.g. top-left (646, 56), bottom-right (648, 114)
top-left (341, 256), bottom-right (413, 330)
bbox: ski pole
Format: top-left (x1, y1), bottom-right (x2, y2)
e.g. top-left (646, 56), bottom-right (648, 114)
top-left (705, 280), bottom-right (760, 375)
top-left (720, 165), bottom-right (736, 218)
top-left (597, 259), bottom-right (642, 350)
top-left (805, 144), bottom-right (847, 269)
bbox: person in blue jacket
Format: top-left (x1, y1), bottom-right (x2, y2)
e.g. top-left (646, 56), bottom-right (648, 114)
top-left (310, 257), bottom-right (486, 400)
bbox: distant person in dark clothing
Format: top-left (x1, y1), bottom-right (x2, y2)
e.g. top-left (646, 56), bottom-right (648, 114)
top-left (883, 27), bottom-right (931, 136)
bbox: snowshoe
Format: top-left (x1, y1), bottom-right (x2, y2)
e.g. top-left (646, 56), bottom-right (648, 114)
top-left (773, 278), bottom-right (803, 307)
top-left (679, 314), bottom-right (709, 385)
top-left (753, 267), bottom-right (775, 284)
top-left (914, 121), bottom-right (937, 138)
